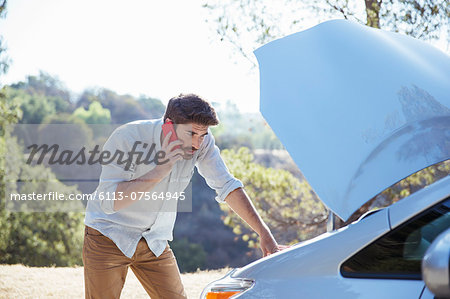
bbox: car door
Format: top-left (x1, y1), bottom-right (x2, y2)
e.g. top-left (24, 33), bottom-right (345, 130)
top-left (340, 197), bottom-right (450, 298)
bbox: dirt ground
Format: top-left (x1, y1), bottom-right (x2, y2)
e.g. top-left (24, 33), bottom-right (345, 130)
top-left (0, 264), bottom-right (231, 298)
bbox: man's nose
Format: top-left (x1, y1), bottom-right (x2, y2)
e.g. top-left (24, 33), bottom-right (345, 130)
top-left (192, 137), bottom-right (200, 149)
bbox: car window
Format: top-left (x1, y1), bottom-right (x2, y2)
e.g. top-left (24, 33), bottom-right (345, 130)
top-left (341, 197), bottom-right (450, 280)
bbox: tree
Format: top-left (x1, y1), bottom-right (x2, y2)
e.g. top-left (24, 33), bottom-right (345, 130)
top-left (0, 0), bottom-right (8, 76)
top-left (211, 101), bottom-right (283, 150)
top-left (138, 95), bottom-right (166, 119)
top-left (0, 1), bottom-right (84, 266)
top-left (173, 170), bottom-right (255, 269)
top-left (10, 72), bottom-right (75, 121)
top-left (0, 90), bottom-right (86, 265)
top-left (5, 74), bottom-right (77, 124)
top-left (11, 71), bottom-right (73, 105)
top-left (73, 101), bottom-right (111, 124)
top-left (5, 88), bottom-right (56, 124)
top-left (220, 147), bottom-right (328, 251)
top-left (76, 88), bottom-right (165, 124)
top-left (0, 99), bottom-right (85, 266)
top-left (169, 238), bottom-right (207, 273)
top-left (2, 135), bottom-right (85, 266)
top-left (203, 0), bottom-right (450, 66)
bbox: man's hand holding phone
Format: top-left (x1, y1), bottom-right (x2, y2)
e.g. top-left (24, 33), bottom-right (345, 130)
top-left (114, 122), bottom-right (184, 211)
top-left (155, 127), bottom-right (184, 179)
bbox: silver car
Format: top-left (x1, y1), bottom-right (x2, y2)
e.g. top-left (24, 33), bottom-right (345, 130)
top-left (201, 20), bottom-right (450, 299)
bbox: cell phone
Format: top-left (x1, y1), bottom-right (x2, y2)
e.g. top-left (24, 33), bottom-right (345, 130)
top-left (161, 121), bottom-right (181, 150)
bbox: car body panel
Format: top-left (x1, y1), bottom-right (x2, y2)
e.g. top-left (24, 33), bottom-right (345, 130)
top-left (230, 179), bottom-right (449, 298)
top-left (235, 277), bottom-right (425, 299)
top-left (254, 19), bottom-right (450, 220)
top-left (233, 208), bottom-right (390, 279)
top-left (233, 175), bottom-right (449, 281)
top-left (231, 206), bottom-right (430, 298)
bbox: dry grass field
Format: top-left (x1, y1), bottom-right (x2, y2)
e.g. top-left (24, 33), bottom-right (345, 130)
top-left (0, 264), bottom-right (231, 298)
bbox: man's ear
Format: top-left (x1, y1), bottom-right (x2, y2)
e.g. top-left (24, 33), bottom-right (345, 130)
top-left (164, 118), bottom-right (173, 123)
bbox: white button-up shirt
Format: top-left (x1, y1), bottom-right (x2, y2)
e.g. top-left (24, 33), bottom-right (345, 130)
top-left (84, 118), bottom-right (243, 258)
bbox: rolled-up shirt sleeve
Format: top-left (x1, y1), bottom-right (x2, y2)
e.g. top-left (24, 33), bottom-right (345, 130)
top-left (95, 128), bottom-right (136, 214)
top-left (195, 132), bottom-right (244, 204)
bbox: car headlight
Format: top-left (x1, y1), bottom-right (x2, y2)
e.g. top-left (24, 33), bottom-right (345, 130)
top-left (200, 269), bottom-right (255, 299)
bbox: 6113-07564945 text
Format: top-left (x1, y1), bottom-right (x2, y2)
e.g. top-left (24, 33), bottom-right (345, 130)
top-left (9, 191), bottom-right (186, 201)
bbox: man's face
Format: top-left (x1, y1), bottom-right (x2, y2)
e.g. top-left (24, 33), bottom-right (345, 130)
top-left (174, 122), bottom-right (209, 159)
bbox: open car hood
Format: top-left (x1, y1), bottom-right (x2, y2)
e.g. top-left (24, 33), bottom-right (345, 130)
top-left (255, 20), bottom-right (450, 221)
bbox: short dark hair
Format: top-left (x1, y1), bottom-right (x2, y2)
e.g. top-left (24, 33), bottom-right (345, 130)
top-left (163, 93), bottom-right (219, 126)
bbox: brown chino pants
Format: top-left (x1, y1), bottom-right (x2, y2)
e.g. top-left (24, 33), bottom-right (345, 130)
top-left (82, 226), bottom-right (187, 299)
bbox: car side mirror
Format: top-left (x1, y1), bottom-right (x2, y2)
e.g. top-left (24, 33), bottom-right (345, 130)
top-left (422, 227), bottom-right (450, 298)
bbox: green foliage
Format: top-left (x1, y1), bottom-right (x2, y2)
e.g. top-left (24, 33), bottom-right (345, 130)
top-left (174, 170), bottom-right (255, 269)
top-left (0, 211), bottom-right (84, 266)
top-left (0, 116), bottom-right (85, 265)
top-left (0, 1), bottom-right (9, 75)
top-left (169, 238), bottom-right (207, 273)
top-left (0, 89), bottom-right (21, 133)
top-left (0, 41), bottom-right (84, 266)
top-left (76, 88), bottom-right (165, 124)
top-left (203, 0), bottom-right (449, 67)
top-left (9, 73), bottom-right (165, 126)
top-left (5, 88), bottom-right (54, 124)
top-left (0, 36), bottom-right (8, 75)
top-left (5, 86), bottom-right (73, 124)
top-left (73, 101), bottom-right (111, 124)
top-left (138, 95), bottom-right (166, 118)
top-left (39, 113), bottom-right (94, 147)
top-left (220, 147), bottom-right (327, 248)
top-left (211, 101), bottom-right (283, 150)
top-left (11, 71), bottom-right (72, 103)
top-left (2, 141), bottom-right (84, 265)
top-left (380, 0), bottom-right (450, 39)
top-left (11, 71), bottom-right (74, 114)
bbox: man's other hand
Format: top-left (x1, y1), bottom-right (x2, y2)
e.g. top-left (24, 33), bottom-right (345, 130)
top-left (260, 233), bottom-right (291, 257)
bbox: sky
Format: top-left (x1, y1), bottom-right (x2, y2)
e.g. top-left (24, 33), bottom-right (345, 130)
top-left (0, 0), bottom-right (259, 112)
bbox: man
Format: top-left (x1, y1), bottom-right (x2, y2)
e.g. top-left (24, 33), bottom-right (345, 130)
top-left (83, 94), bottom-right (283, 298)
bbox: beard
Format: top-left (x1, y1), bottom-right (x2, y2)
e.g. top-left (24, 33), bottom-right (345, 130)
top-left (181, 146), bottom-right (197, 160)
